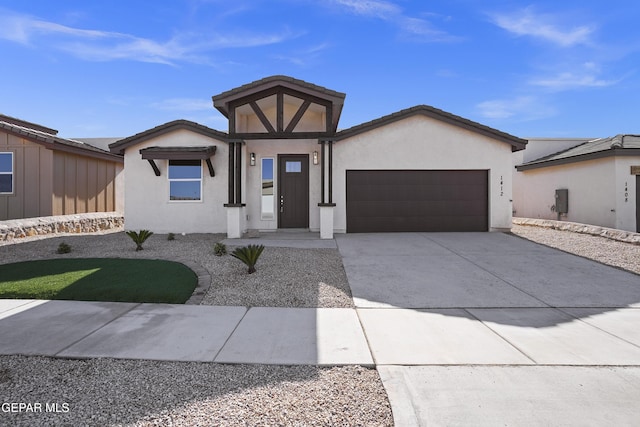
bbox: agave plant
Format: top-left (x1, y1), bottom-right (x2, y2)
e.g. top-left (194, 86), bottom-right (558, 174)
top-left (126, 229), bottom-right (154, 251)
top-left (230, 244), bottom-right (265, 274)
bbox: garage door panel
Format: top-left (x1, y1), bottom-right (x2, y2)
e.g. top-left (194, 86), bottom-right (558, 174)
top-left (346, 170), bottom-right (488, 232)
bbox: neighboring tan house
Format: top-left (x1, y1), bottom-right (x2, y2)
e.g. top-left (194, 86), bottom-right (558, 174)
top-left (514, 135), bottom-right (640, 233)
top-left (110, 75), bottom-right (526, 238)
top-left (0, 114), bottom-right (124, 221)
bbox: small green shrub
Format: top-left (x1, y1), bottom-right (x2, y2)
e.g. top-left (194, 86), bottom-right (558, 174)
top-left (213, 242), bottom-right (227, 256)
top-left (56, 242), bottom-right (71, 254)
top-left (230, 244), bottom-right (265, 274)
top-left (167, 233), bottom-right (175, 241)
top-left (126, 229), bottom-right (154, 251)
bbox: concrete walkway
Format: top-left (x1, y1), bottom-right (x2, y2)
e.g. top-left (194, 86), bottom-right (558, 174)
top-left (2, 232), bottom-right (640, 425)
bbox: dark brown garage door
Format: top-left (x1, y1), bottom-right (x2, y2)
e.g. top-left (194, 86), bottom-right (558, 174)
top-left (346, 170), bottom-right (488, 232)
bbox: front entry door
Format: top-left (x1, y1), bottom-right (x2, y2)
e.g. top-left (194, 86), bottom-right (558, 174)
top-left (278, 154), bottom-right (309, 228)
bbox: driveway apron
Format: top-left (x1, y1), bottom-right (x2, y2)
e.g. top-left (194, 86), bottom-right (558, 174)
top-left (336, 232), bottom-right (640, 426)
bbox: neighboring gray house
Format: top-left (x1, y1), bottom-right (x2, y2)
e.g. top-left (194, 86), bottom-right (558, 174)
top-left (110, 75), bottom-right (526, 238)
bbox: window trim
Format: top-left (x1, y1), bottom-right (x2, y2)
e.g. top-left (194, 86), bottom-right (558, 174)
top-left (0, 152), bottom-right (14, 195)
top-left (168, 159), bottom-right (203, 202)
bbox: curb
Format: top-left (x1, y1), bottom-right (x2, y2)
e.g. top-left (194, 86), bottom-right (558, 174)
top-left (513, 217), bottom-right (640, 245)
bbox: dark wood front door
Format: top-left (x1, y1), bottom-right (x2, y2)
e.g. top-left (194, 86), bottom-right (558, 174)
top-left (278, 155), bottom-right (309, 228)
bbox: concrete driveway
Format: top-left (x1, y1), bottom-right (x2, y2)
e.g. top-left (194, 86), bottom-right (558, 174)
top-left (336, 232), bottom-right (640, 426)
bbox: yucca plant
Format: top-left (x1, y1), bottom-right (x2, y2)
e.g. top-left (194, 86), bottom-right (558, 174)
top-left (126, 229), bottom-right (154, 251)
top-left (213, 242), bottom-right (227, 256)
top-left (230, 244), bottom-right (265, 274)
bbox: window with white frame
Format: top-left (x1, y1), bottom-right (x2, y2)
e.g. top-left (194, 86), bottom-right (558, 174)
top-left (261, 157), bottom-right (274, 219)
top-left (168, 159), bottom-right (202, 201)
top-left (0, 152), bottom-right (13, 194)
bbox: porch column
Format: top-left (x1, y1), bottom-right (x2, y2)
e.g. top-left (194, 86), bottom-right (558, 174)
top-left (318, 139), bottom-right (336, 239)
top-left (224, 140), bottom-right (245, 238)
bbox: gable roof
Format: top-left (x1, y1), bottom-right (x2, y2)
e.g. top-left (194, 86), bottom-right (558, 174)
top-left (212, 75), bottom-right (346, 131)
top-left (0, 118), bottom-right (123, 162)
top-left (516, 134), bottom-right (640, 171)
top-left (109, 120), bottom-right (228, 154)
top-left (334, 105), bottom-right (527, 151)
top-left (0, 114), bottom-right (58, 135)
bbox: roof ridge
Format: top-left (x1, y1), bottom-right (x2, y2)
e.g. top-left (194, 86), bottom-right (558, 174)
top-left (335, 104), bottom-right (526, 149)
top-left (524, 138), bottom-right (595, 164)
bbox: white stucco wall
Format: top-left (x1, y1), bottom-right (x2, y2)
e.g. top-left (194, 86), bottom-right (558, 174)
top-left (115, 163), bottom-right (125, 213)
top-left (513, 158), bottom-right (620, 228)
top-left (333, 114), bottom-right (516, 232)
top-left (123, 129), bottom-right (228, 233)
top-left (614, 157), bottom-right (639, 231)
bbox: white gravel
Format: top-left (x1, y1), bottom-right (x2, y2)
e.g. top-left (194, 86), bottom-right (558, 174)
top-left (511, 224), bottom-right (640, 275)
top-left (0, 232), bottom-right (353, 308)
top-left (0, 356), bottom-right (393, 427)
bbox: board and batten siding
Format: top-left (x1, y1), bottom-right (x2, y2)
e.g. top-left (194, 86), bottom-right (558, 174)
top-left (52, 151), bottom-right (118, 216)
top-left (0, 130), bottom-right (121, 220)
top-left (0, 132), bottom-right (54, 220)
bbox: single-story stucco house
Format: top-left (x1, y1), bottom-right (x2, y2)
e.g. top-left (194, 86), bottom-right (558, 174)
top-left (109, 75), bottom-right (526, 238)
top-left (514, 135), bottom-right (640, 232)
top-left (0, 114), bottom-right (124, 221)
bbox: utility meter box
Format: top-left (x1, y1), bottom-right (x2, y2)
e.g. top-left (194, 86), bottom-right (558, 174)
top-left (555, 189), bottom-right (568, 214)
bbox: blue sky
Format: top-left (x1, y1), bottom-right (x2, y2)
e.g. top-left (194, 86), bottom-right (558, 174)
top-left (0, 0), bottom-right (638, 139)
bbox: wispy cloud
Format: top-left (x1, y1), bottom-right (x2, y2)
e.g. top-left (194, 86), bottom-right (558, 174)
top-left (528, 62), bottom-right (626, 91)
top-left (476, 96), bottom-right (556, 121)
top-left (0, 9), bottom-right (294, 65)
top-left (273, 43), bottom-right (330, 66)
top-left (490, 7), bottom-right (594, 47)
top-left (329, 0), bottom-right (459, 42)
top-left (530, 72), bottom-right (619, 90)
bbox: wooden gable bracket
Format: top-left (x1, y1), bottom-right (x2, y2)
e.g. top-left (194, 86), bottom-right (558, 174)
top-left (285, 99), bottom-right (312, 133)
top-left (205, 158), bottom-right (215, 177)
top-left (147, 159), bottom-right (161, 176)
top-left (249, 101), bottom-right (276, 133)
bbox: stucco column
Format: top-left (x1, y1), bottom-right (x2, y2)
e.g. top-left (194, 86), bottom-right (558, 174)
top-left (319, 204), bottom-right (335, 239)
top-left (225, 205), bottom-right (245, 239)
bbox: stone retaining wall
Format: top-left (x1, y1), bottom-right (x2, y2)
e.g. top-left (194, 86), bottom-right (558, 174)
top-left (0, 212), bottom-right (124, 242)
top-left (513, 217), bottom-right (640, 244)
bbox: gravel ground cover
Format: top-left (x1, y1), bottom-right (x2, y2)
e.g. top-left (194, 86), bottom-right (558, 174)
top-left (511, 224), bottom-right (640, 275)
top-left (2, 225), bottom-right (637, 426)
top-left (0, 356), bottom-right (393, 427)
top-left (0, 232), bottom-right (353, 308)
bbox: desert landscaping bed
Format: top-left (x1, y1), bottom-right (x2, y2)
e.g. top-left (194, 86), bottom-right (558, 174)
top-left (1, 226), bottom-right (638, 425)
top-left (510, 224), bottom-right (640, 275)
top-left (0, 356), bottom-right (392, 427)
top-left (0, 232), bottom-right (354, 308)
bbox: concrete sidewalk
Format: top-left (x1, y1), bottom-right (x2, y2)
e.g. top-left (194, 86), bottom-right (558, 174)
top-left (2, 299), bottom-right (640, 426)
top-left (2, 299), bottom-right (640, 367)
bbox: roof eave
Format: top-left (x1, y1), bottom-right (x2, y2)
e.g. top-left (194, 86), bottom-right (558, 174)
top-left (516, 148), bottom-right (640, 171)
top-left (109, 120), bottom-right (228, 154)
top-left (335, 105), bottom-right (527, 151)
top-left (1, 124), bottom-right (122, 162)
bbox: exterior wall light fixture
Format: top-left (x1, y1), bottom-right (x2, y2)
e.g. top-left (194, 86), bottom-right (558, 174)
top-left (313, 151), bottom-right (319, 165)
top-left (250, 152), bottom-right (256, 166)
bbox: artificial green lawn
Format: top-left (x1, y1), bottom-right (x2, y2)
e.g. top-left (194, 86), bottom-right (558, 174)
top-left (0, 258), bottom-right (197, 304)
